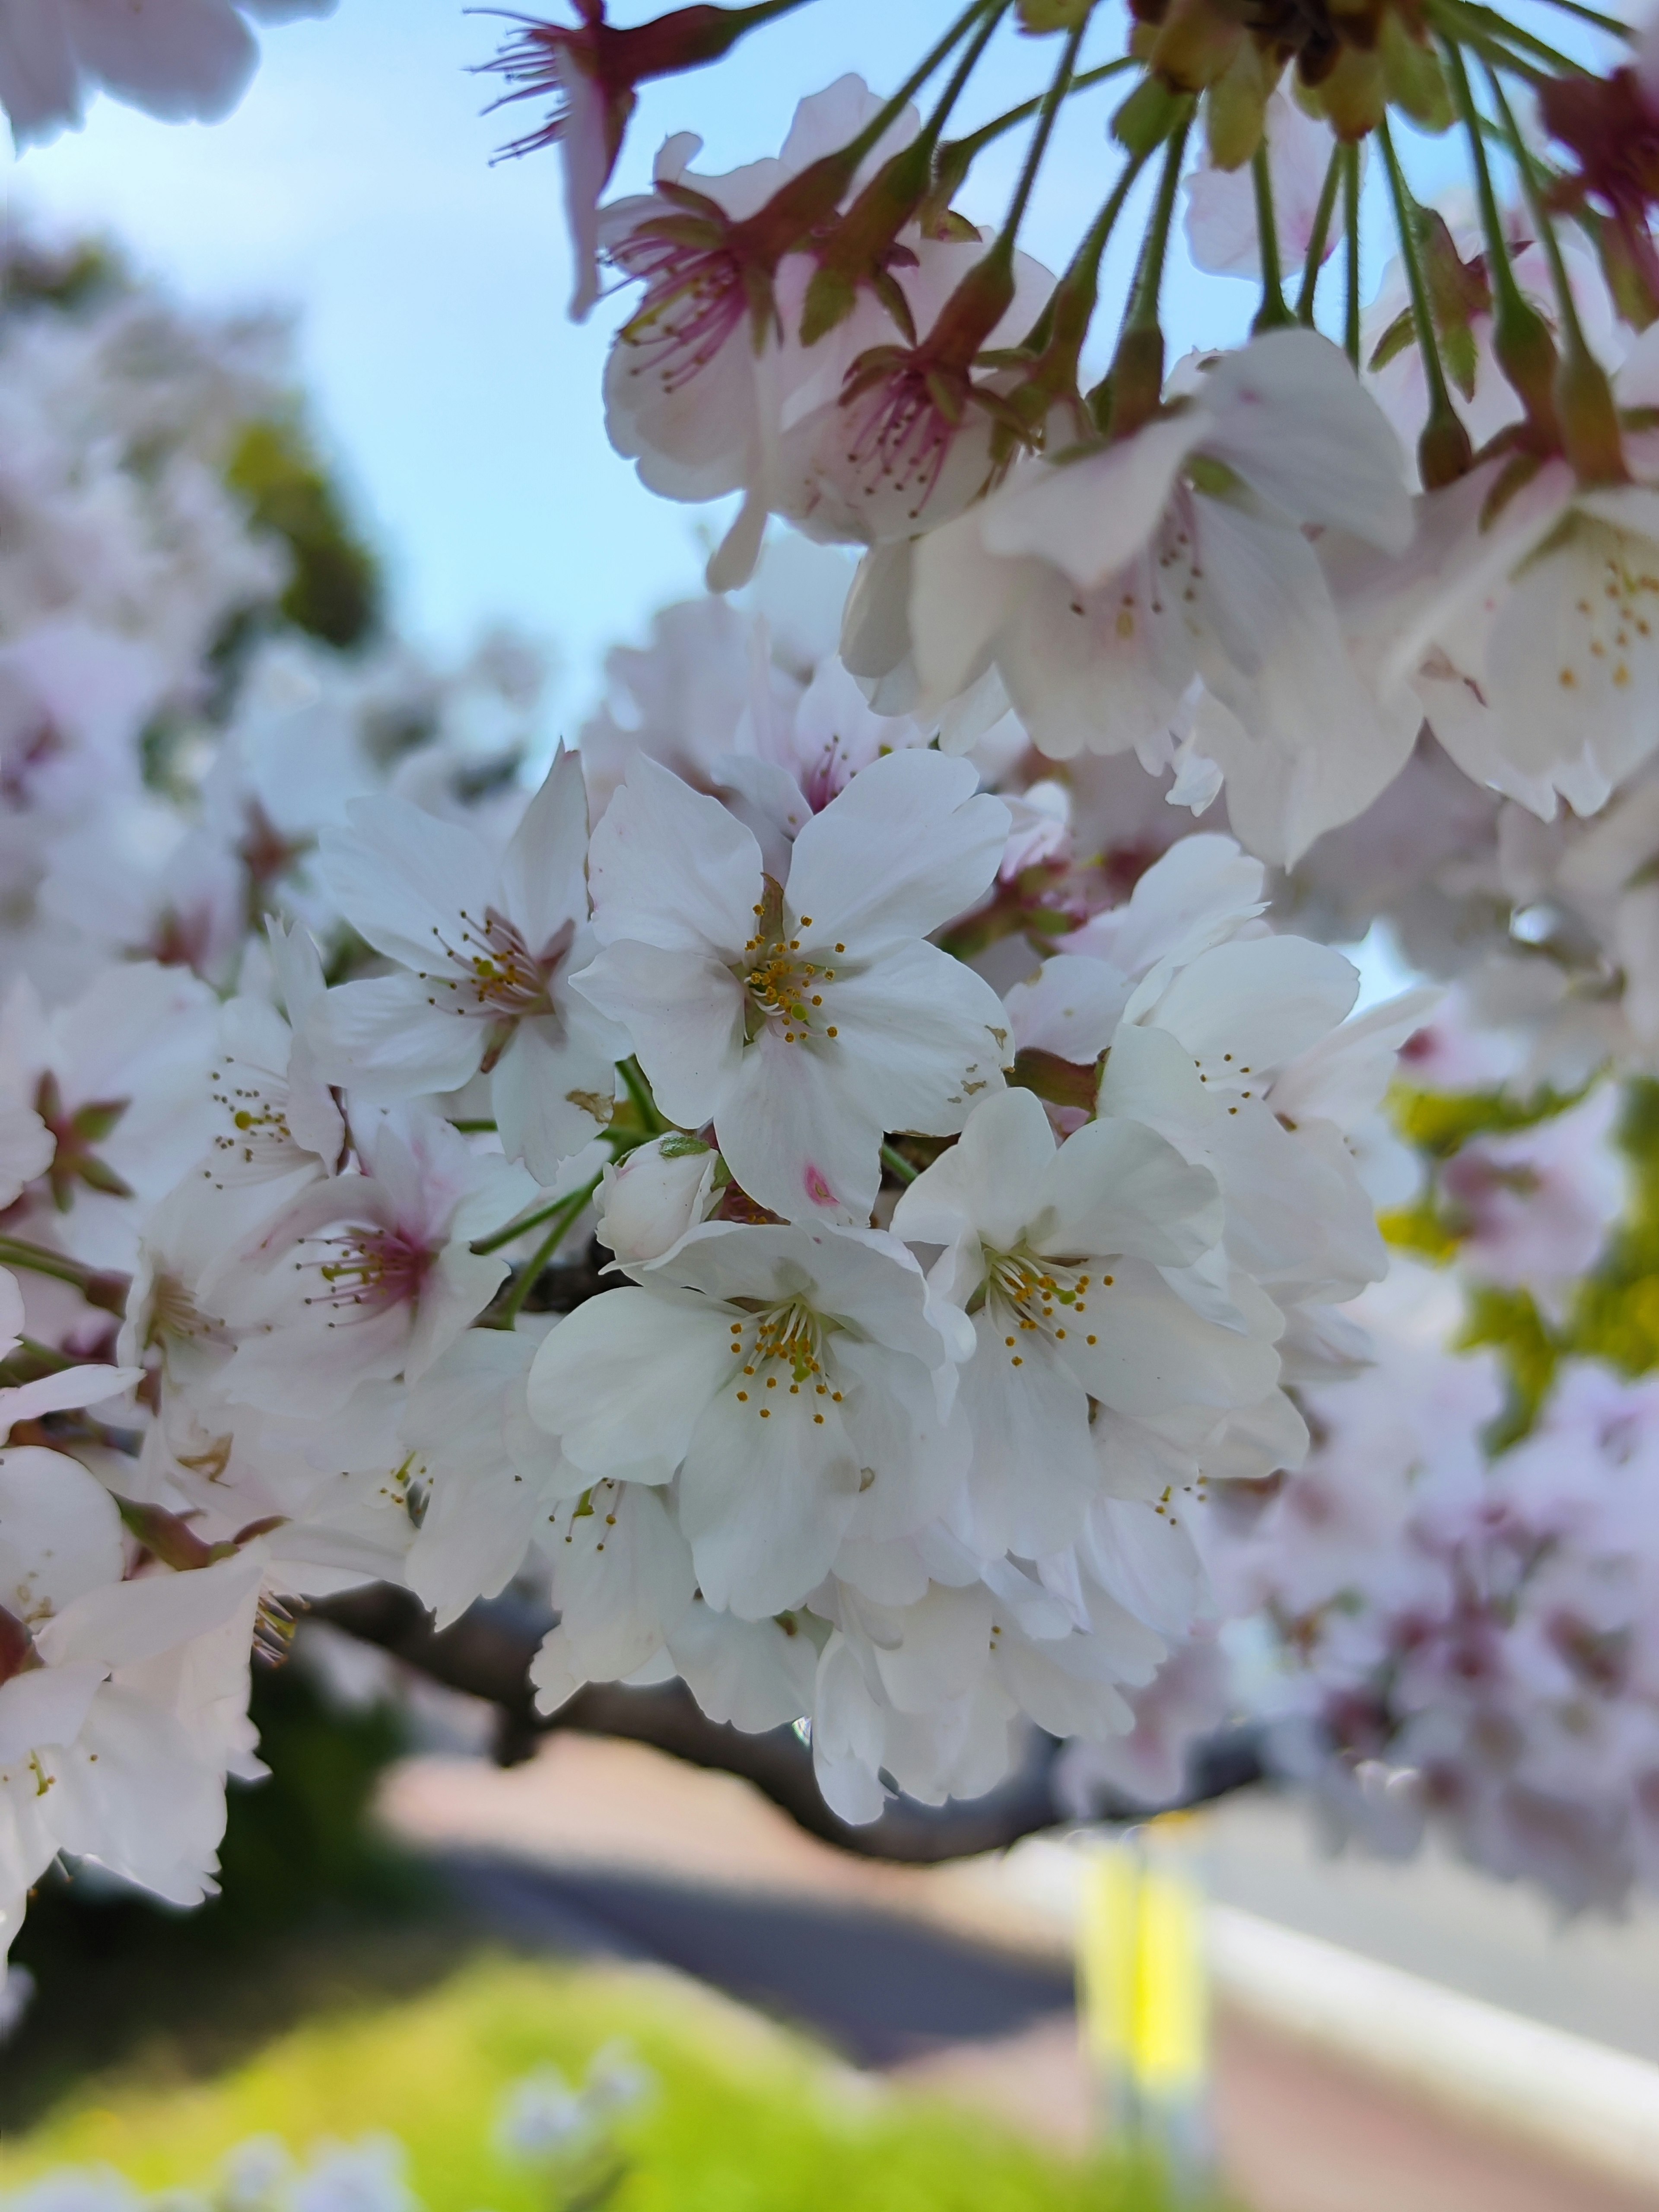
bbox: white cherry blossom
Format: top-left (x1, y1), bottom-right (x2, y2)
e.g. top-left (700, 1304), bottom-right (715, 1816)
top-left (312, 752), bottom-right (623, 1185)
top-left (576, 747), bottom-right (1011, 1223)
top-left (526, 1219), bottom-right (966, 1619)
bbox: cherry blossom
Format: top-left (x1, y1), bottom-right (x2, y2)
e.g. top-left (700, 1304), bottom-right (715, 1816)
top-left (311, 751), bottom-right (624, 1185)
top-left (902, 330), bottom-right (1415, 863)
top-left (575, 746), bottom-right (1011, 1222)
top-left (0, 0), bottom-right (333, 148)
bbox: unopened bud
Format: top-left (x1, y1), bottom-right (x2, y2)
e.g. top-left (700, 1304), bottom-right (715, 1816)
top-left (1557, 342), bottom-right (1627, 486)
top-left (1418, 401), bottom-right (1474, 490)
top-left (596, 1135), bottom-right (718, 1264)
top-left (1205, 41), bottom-right (1267, 170)
top-left (1146, 0), bottom-right (1242, 93)
top-left (0, 1602), bottom-right (38, 1687)
top-left (1106, 323), bottom-right (1166, 441)
top-left (1492, 298), bottom-right (1560, 444)
top-left (1308, 45), bottom-right (1384, 141)
top-left (116, 1496), bottom-right (235, 1571)
top-left (1114, 73), bottom-right (1189, 155)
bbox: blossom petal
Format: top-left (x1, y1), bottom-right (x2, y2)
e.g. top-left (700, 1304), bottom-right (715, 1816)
top-left (527, 1286), bottom-right (730, 1483)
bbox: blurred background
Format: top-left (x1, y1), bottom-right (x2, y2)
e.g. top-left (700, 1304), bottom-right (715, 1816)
top-left (0, 6), bottom-right (1655, 2210)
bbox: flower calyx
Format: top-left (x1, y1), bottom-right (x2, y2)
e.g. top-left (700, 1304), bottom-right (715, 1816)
top-left (0, 1602), bottom-right (41, 1688)
top-left (115, 1495), bottom-right (283, 1572)
top-left (34, 1072), bottom-right (133, 1210)
top-left (836, 248), bottom-right (1039, 520)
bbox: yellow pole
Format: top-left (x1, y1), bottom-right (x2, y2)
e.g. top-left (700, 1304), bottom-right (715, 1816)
top-left (1077, 1819), bottom-right (1213, 2197)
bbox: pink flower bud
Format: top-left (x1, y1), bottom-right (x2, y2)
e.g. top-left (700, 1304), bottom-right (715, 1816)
top-left (596, 1134), bottom-right (718, 1262)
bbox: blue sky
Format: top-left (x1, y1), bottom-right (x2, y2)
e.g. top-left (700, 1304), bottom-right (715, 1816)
top-left (0, 0), bottom-right (1508, 723)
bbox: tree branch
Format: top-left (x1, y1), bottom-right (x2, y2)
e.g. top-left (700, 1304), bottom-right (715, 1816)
top-left (314, 1583), bottom-right (1265, 1866)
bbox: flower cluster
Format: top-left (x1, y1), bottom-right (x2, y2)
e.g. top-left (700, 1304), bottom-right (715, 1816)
top-left (3, 0), bottom-right (1659, 1962)
top-left (1218, 1284), bottom-right (1659, 1914)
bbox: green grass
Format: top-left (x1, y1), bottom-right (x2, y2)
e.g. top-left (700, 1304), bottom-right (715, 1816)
top-left (0, 1955), bottom-right (1173, 2212)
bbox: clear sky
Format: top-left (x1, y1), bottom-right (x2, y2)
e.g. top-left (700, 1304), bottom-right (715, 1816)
top-left (0, 0), bottom-right (1489, 725)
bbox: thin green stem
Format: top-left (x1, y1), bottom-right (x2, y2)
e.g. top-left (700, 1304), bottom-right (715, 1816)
top-left (998, 11), bottom-right (1092, 248)
top-left (1344, 141), bottom-right (1361, 366)
top-left (470, 1176), bottom-right (600, 1260)
top-left (1534, 0), bottom-right (1632, 35)
top-left (1379, 113), bottom-right (1470, 478)
top-left (938, 56), bottom-right (1133, 173)
top-left (1023, 144), bottom-right (1152, 359)
top-left (1296, 140), bottom-right (1344, 325)
top-left (0, 1235), bottom-right (117, 1297)
top-left (1441, 31), bottom-right (1562, 433)
top-left (617, 1056), bottom-right (668, 1137)
top-left (15, 1337), bottom-right (74, 1373)
top-left (1124, 107), bottom-right (1192, 336)
top-left (1101, 107), bottom-right (1191, 438)
top-left (487, 1182), bottom-right (600, 1331)
top-left (844, 0), bottom-right (1001, 169)
top-left (880, 1142), bottom-right (920, 1186)
top-left (448, 1119), bottom-right (499, 1134)
top-left (1428, 0), bottom-right (1581, 79)
top-left (1482, 63), bottom-right (1590, 359)
top-left (916, 0), bottom-right (1011, 159)
top-left (1251, 140), bottom-right (1293, 331)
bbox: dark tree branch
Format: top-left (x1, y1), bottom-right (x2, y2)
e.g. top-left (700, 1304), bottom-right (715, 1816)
top-left (314, 1583), bottom-right (1265, 1867)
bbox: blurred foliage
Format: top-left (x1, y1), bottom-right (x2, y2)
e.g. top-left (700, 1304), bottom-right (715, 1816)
top-left (0, 236), bottom-right (122, 315)
top-left (0, 1957), bottom-right (1188, 2212)
top-left (1388, 1080), bottom-right (1590, 1161)
top-left (226, 418), bottom-right (381, 650)
top-left (1, 1655), bottom-right (440, 2131)
top-left (1383, 1076), bottom-right (1659, 1447)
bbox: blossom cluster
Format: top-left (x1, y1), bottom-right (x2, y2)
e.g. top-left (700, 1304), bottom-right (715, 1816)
top-left (2, 0), bottom-right (1659, 1963)
top-left (1219, 1280), bottom-right (1659, 1914)
top-left (0, 210), bottom-right (1434, 1982)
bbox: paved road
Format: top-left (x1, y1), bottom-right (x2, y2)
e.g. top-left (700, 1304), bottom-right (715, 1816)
top-left (445, 1850), bottom-right (1075, 2066)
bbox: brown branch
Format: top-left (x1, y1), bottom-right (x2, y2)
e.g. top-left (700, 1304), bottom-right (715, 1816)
top-left (313, 1583), bottom-right (1264, 1866)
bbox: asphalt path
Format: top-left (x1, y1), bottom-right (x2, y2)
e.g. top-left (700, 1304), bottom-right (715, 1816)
top-left (441, 1849), bottom-right (1075, 2067)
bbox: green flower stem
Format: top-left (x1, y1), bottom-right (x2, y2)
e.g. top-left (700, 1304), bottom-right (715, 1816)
top-left (1535, 0), bottom-right (1633, 35)
top-left (448, 1119), bottom-right (499, 1134)
top-left (998, 10), bottom-right (1094, 252)
top-left (1105, 104), bottom-right (1193, 436)
top-left (916, 0), bottom-right (1012, 159)
top-left (937, 56), bottom-right (1134, 176)
top-left (1441, 34), bottom-right (1559, 432)
top-left (1344, 141), bottom-right (1362, 366)
top-left (0, 1234), bottom-right (123, 1302)
top-left (617, 1055), bottom-right (668, 1137)
top-left (1484, 61), bottom-right (1624, 479)
top-left (470, 1176), bottom-right (601, 1260)
top-left (486, 1179), bottom-right (602, 1331)
top-left (880, 1142), bottom-right (921, 1186)
top-left (1443, 0), bottom-right (1592, 76)
top-left (1379, 114), bottom-right (1473, 484)
top-left (1295, 140), bottom-right (1344, 325)
top-left (1026, 144), bottom-right (1153, 366)
top-left (1251, 140), bottom-right (1294, 331)
top-left (1481, 64), bottom-right (1590, 361)
top-left (843, 0), bottom-right (1004, 172)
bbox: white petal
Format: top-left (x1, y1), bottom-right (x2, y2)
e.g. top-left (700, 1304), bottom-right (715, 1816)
top-left (309, 975), bottom-right (486, 1099)
top-left (1037, 1117), bottom-right (1222, 1266)
top-left (680, 1384), bottom-right (859, 1618)
top-left (1147, 934), bottom-right (1359, 1075)
top-left (891, 1086), bottom-right (1055, 1254)
top-left (499, 747), bottom-right (591, 956)
top-left (527, 1286), bottom-right (729, 1483)
top-left (784, 749), bottom-right (1009, 954)
top-left (980, 417), bottom-right (1211, 592)
top-left (320, 797), bottom-right (497, 973)
top-left (572, 941), bottom-right (745, 1132)
top-left (587, 754), bottom-right (761, 954)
